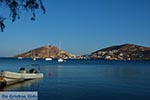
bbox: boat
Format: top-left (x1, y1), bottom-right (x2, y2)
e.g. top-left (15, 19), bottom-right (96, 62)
top-left (57, 41), bottom-right (64, 62)
top-left (45, 58), bottom-right (52, 61)
top-left (58, 58), bottom-right (64, 62)
top-left (17, 57), bottom-right (23, 60)
top-left (0, 64), bottom-right (43, 88)
top-left (32, 50), bottom-right (37, 61)
top-left (33, 58), bottom-right (36, 61)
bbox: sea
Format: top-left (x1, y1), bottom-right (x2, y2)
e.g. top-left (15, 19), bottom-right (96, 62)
top-left (0, 58), bottom-right (150, 100)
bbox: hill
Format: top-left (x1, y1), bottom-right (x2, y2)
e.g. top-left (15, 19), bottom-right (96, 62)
top-left (89, 44), bottom-right (150, 60)
top-left (14, 45), bottom-right (77, 59)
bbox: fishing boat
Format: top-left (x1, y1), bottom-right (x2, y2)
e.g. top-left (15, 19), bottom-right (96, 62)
top-left (0, 64), bottom-right (43, 88)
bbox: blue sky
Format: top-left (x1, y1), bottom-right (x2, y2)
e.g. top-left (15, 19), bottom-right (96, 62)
top-left (0, 0), bottom-right (150, 57)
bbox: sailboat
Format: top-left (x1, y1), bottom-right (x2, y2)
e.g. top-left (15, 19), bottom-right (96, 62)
top-left (32, 50), bottom-right (36, 61)
top-left (17, 50), bottom-right (23, 59)
top-left (45, 45), bottom-right (52, 61)
top-left (58, 42), bottom-right (64, 62)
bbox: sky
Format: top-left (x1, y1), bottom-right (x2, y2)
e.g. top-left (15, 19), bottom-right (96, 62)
top-left (0, 0), bottom-right (150, 57)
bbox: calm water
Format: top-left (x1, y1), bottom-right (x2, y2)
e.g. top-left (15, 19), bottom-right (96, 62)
top-left (0, 58), bottom-right (150, 100)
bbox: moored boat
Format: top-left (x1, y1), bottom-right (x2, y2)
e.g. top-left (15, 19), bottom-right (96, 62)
top-left (58, 58), bottom-right (64, 62)
top-left (45, 58), bottom-right (52, 61)
top-left (0, 64), bottom-right (43, 88)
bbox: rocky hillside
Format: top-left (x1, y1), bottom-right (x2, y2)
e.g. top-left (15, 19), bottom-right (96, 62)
top-left (14, 45), bottom-right (77, 59)
top-left (89, 44), bottom-right (150, 60)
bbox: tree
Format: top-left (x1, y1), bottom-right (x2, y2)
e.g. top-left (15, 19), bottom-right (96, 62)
top-left (0, 0), bottom-right (46, 32)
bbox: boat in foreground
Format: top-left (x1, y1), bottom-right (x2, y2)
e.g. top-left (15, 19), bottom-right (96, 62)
top-left (0, 64), bottom-right (43, 88)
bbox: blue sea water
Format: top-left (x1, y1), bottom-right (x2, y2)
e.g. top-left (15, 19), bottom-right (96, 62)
top-left (0, 58), bottom-right (150, 100)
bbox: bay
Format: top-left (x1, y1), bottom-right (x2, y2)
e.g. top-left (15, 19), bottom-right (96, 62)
top-left (0, 58), bottom-right (150, 100)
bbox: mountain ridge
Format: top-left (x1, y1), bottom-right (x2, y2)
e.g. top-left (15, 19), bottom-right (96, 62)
top-left (14, 44), bottom-right (150, 60)
top-left (89, 44), bottom-right (150, 60)
top-left (15, 45), bottom-right (77, 59)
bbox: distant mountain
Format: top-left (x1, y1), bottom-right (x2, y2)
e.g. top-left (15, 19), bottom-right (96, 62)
top-left (14, 45), bottom-right (78, 59)
top-left (88, 44), bottom-right (150, 60)
top-left (14, 44), bottom-right (150, 60)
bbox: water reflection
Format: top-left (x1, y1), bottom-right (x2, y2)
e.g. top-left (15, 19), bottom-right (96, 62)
top-left (0, 79), bottom-right (42, 91)
top-left (41, 65), bottom-right (63, 78)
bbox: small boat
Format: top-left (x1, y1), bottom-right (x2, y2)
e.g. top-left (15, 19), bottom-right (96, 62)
top-left (17, 57), bottom-right (23, 60)
top-left (45, 58), bottom-right (52, 61)
top-left (33, 58), bottom-right (36, 61)
top-left (58, 58), bottom-right (64, 62)
top-left (57, 42), bottom-right (64, 62)
top-left (0, 64), bottom-right (43, 88)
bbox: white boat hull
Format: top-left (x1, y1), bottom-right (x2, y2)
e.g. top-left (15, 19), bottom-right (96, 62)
top-left (45, 58), bottom-right (52, 61)
top-left (0, 71), bottom-right (43, 87)
top-left (0, 64), bottom-right (44, 88)
top-left (4, 78), bottom-right (25, 86)
top-left (17, 57), bottom-right (23, 59)
top-left (2, 71), bottom-right (43, 79)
